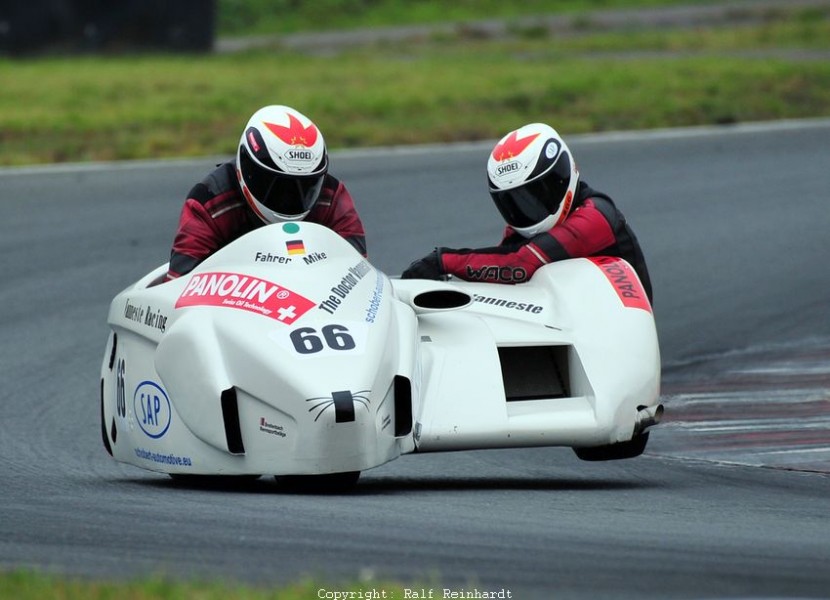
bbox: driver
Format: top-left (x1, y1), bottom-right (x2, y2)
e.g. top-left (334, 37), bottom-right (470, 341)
top-left (163, 105), bottom-right (366, 282)
top-left (401, 122), bottom-right (653, 302)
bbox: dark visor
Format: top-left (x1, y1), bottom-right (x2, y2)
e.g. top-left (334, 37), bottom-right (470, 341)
top-left (490, 154), bottom-right (572, 229)
top-left (239, 147), bottom-right (325, 217)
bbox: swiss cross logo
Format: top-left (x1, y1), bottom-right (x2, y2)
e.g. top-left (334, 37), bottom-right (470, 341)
top-left (176, 271), bottom-right (315, 323)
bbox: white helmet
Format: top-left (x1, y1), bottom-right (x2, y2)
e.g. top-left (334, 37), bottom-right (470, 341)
top-left (236, 105), bottom-right (328, 224)
top-left (487, 123), bottom-right (579, 238)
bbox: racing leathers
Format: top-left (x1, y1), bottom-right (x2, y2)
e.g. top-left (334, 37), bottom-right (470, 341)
top-left (423, 181), bottom-right (653, 302)
top-left (164, 162), bottom-right (366, 282)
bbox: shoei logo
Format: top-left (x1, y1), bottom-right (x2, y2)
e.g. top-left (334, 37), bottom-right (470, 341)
top-left (495, 161), bottom-right (521, 177)
top-left (286, 150), bottom-right (314, 161)
top-left (134, 381), bottom-right (171, 439)
top-left (176, 271), bottom-right (315, 323)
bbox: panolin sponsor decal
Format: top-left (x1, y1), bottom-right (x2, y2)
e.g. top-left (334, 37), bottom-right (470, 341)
top-left (176, 271), bottom-right (314, 323)
top-left (588, 256), bottom-right (651, 312)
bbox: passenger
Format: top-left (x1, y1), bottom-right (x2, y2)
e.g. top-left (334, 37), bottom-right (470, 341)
top-left (401, 123), bottom-right (652, 302)
top-left (163, 105), bottom-right (366, 282)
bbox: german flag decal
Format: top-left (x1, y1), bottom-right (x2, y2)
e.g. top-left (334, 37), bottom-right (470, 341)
top-left (286, 240), bottom-right (305, 255)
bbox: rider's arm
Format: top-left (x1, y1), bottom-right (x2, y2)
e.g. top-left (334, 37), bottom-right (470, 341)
top-left (439, 197), bottom-right (617, 284)
top-left (164, 186), bottom-right (246, 282)
top-left (311, 176), bottom-right (367, 257)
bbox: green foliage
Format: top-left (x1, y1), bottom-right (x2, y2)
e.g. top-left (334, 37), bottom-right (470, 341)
top-left (215, 0), bottom-right (715, 35)
top-left (1, 5), bottom-right (829, 165)
top-left (0, 570), bottom-right (418, 600)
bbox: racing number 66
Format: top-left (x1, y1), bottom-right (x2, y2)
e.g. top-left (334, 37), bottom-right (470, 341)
top-left (290, 325), bottom-right (355, 354)
top-left (115, 358), bottom-right (127, 418)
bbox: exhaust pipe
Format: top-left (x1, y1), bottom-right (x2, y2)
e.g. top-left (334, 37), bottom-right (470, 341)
top-left (634, 404), bottom-right (664, 436)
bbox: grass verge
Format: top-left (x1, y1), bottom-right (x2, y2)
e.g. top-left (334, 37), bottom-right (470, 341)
top-left (0, 570), bottom-right (426, 599)
top-left (216, 0), bottom-right (721, 35)
top-left (2, 8), bottom-right (830, 166)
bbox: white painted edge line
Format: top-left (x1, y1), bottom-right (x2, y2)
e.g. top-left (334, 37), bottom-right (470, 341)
top-left (3, 117), bottom-right (830, 177)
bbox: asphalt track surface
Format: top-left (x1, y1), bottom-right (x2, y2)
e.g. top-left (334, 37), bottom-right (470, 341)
top-left (1, 120), bottom-right (829, 599)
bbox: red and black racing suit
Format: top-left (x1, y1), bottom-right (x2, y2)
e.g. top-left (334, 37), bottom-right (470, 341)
top-left (439, 181), bottom-right (653, 302)
top-left (164, 162), bottom-right (366, 282)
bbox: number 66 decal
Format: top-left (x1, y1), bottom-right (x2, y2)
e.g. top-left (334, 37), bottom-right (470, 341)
top-left (290, 325), bottom-right (355, 354)
top-left (271, 321), bottom-right (368, 358)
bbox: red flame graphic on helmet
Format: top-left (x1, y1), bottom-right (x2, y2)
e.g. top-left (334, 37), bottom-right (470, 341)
top-left (264, 115), bottom-right (319, 147)
top-left (492, 131), bottom-right (539, 161)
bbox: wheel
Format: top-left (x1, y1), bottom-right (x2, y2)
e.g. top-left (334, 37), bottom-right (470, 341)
top-left (573, 432), bottom-right (650, 461)
top-left (275, 471), bottom-right (361, 493)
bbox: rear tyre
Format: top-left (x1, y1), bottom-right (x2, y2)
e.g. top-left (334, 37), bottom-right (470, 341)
top-left (573, 432), bottom-right (650, 461)
top-left (275, 471), bottom-right (361, 493)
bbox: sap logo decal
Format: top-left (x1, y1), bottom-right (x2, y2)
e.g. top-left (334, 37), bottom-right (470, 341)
top-left (133, 381), bottom-right (171, 439)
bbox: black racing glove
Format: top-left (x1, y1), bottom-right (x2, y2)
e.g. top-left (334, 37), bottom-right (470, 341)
top-left (401, 249), bottom-right (444, 280)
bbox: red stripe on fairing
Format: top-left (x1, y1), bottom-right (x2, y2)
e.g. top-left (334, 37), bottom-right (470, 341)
top-left (588, 256), bottom-right (652, 312)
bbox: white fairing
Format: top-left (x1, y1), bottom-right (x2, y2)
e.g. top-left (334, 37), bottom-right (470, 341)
top-left (100, 223), bottom-right (660, 476)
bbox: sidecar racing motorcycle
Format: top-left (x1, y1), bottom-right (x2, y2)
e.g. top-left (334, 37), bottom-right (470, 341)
top-left (100, 222), bottom-right (661, 488)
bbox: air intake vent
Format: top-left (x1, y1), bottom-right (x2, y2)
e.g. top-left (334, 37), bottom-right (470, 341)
top-left (394, 375), bottom-right (413, 436)
top-left (100, 379), bottom-right (113, 456)
top-left (412, 290), bottom-right (471, 311)
top-left (498, 346), bottom-right (569, 401)
top-left (108, 332), bottom-right (118, 370)
top-left (221, 387), bottom-right (245, 455)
